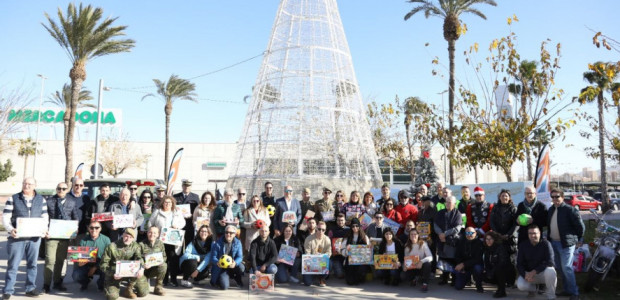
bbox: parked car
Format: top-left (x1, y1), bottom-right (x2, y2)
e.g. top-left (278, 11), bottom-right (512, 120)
top-left (564, 194), bottom-right (602, 211)
top-left (592, 192), bottom-right (620, 211)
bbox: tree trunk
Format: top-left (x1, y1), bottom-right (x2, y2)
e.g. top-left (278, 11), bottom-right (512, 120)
top-left (164, 103), bottom-right (172, 183)
top-left (22, 155), bottom-right (28, 179)
top-left (474, 164), bottom-right (479, 184)
top-left (405, 122), bottom-right (415, 183)
top-left (598, 93), bottom-right (609, 211)
top-left (448, 39), bottom-right (456, 185)
top-left (65, 73), bottom-right (84, 184)
top-left (526, 145), bottom-right (533, 181)
top-left (504, 166), bottom-right (513, 182)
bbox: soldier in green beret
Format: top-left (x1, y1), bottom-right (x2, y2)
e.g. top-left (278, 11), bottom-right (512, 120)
top-left (100, 228), bottom-right (148, 299)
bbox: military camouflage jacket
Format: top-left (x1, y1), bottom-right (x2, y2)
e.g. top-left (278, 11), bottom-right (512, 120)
top-left (139, 239), bottom-right (167, 262)
top-left (100, 239), bottom-right (144, 276)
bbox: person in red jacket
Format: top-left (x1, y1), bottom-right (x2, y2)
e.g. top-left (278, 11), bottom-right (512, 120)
top-left (381, 199), bottom-right (403, 226)
top-left (466, 186), bottom-right (493, 237)
top-left (395, 190), bottom-right (418, 235)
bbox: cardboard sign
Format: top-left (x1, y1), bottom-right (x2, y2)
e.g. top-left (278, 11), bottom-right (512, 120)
top-left (160, 227), bottom-right (185, 246)
top-left (92, 212), bottom-right (114, 222)
top-left (278, 245), bottom-right (298, 266)
top-left (347, 245), bottom-right (373, 265)
top-left (177, 204), bottom-right (192, 218)
top-left (373, 254), bottom-right (399, 270)
top-left (112, 214), bottom-right (134, 229)
top-left (404, 255), bottom-right (420, 270)
top-left (331, 238), bottom-right (347, 256)
top-left (115, 260), bottom-right (141, 277)
top-left (301, 254), bottom-right (329, 275)
top-left (48, 219), bottom-right (78, 239)
top-left (282, 211), bottom-right (297, 224)
top-left (144, 252), bottom-right (165, 268)
top-left (16, 217), bottom-right (46, 238)
top-left (249, 273), bottom-right (274, 292)
top-left (417, 222), bottom-right (431, 240)
top-left (383, 218), bottom-right (401, 235)
top-left (358, 213), bottom-right (373, 230)
top-left (67, 246), bottom-right (97, 263)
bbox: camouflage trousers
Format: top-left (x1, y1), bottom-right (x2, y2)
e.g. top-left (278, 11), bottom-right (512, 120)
top-left (104, 276), bottom-right (148, 300)
top-left (143, 264), bottom-right (167, 286)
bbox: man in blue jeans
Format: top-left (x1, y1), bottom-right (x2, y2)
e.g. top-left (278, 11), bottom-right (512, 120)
top-left (72, 220), bottom-right (111, 291)
top-left (210, 225), bottom-right (245, 289)
top-left (547, 188), bottom-right (585, 300)
top-left (2, 177), bottom-right (49, 299)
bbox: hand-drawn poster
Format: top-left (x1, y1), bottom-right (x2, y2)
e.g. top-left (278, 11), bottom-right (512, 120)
top-left (347, 245), bottom-right (373, 265)
top-left (160, 227), bottom-right (185, 246)
top-left (382, 218), bottom-right (401, 235)
top-left (195, 216), bottom-right (210, 230)
top-left (282, 211), bottom-right (297, 224)
top-left (358, 213), bottom-right (373, 230)
top-left (301, 254), bottom-right (329, 275)
top-left (249, 273), bottom-right (274, 292)
top-left (16, 217), bottom-right (46, 237)
top-left (48, 219), bottom-right (78, 239)
top-left (112, 214), bottom-right (134, 229)
top-left (331, 238), bottom-right (347, 256)
top-left (404, 255), bottom-right (420, 270)
top-left (67, 246), bottom-right (97, 263)
top-left (298, 210), bottom-right (315, 231)
top-left (373, 254), bottom-right (399, 270)
top-left (144, 252), bottom-right (164, 268)
top-left (176, 204), bottom-right (191, 218)
top-left (115, 260), bottom-right (140, 277)
top-left (417, 221), bottom-right (431, 240)
top-left (278, 244), bottom-right (298, 266)
top-left (320, 211), bottom-right (334, 222)
top-left (92, 212), bottom-right (114, 222)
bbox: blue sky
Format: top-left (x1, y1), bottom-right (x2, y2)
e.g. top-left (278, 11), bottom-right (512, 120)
top-left (1, 0), bottom-right (618, 177)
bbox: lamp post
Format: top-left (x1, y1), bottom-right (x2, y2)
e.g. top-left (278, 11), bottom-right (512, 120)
top-left (93, 79), bottom-right (110, 179)
top-left (438, 90), bottom-right (448, 183)
top-left (33, 74), bottom-right (47, 177)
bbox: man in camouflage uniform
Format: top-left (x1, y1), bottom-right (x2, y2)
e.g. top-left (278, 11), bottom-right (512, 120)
top-left (100, 228), bottom-right (147, 300)
top-left (138, 226), bottom-right (167, 296)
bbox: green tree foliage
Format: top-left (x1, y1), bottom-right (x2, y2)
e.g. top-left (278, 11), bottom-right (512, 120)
top-left (0, 159), bottom-right (16, 182)
top-left (43, 3), bottom-right (135, 183)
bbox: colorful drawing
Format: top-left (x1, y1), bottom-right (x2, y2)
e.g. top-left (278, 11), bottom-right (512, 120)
top-left (331, 238), bottom-right (347, 256)
top-left (302, 254), bottom-right (329, 275)
top-left (160, 227), bottom-right (185, 246)
top-left (144, 252), bottom-right (164, 268)
top-left (140, 214), bottom-right (151, 231)
top-left (320, 211), bottom-right (334, 222)
top-left (112, 214), bottom-right (134, 229)
top-left (358, 213), bottom-right (373, 230)
top-left (249, 273), bottom-right (274, 292)
top-left (16, 217), bottom-right (46, 238)
top-left (404, 255), bottom-right (420, 270)
top-left (417, 222), bottom-right (431, 240)
top-left (383, 217), bottom-right (401, 234)
top-left (92, 212), bottom-right (114, 222)
top-left (282, 211), bottom-right (297, 224)
top-left (298, 210), bottom-right (315, 231)
top-left (373, 254), bottom-right (399, 270)
top-left (115, 260), bottom-right (141, 277)
top-left (176, 204), bottom-right (191, 218)
top-left (278, 245), bottom-right (298, 266)
top-left (347, 245), bottom-right (373, 265)
top-left (195, 216), bottom-right (210, 230)
top-left (67, 246), bottom-right (97, 263)
top-left (48, 219), bottom-right (78, 239)
top-left (345, 211), bottom-right (359, 223)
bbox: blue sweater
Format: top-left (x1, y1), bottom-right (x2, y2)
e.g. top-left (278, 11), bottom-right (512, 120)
top-left (179, 237), bottom-right (213, 272)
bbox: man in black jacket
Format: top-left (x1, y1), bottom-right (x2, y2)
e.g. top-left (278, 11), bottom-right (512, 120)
top-left (66, 177), bottom-right (92, 236)
top-left (516, 186), bottom-right (548, 244)
top-left (453, 227), bottom-right (484, 292)
top-left (249, 226), bottom-right (278, 276)
top-left (516, 225), bottom-right (557, 299)
top-left (174, 179), bottom-right (200, 244)
top-left (547, 188), bottom-right (584, 300)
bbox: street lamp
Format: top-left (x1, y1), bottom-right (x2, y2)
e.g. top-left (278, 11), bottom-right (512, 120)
top-left (438, 90), bottom-right (448, 183)
top-left (93, 79), bottom-right (110, 179)
top-left (33, 74), bottom-right (47, 177)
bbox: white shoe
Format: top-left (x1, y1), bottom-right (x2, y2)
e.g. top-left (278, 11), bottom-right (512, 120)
top-left (289, 277), bottom-right (299, 284)
top-left (180, 280), bottom-right (193, 288)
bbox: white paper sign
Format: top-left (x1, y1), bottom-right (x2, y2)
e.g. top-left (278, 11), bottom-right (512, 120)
top-left (48, 219), bottom-right (78, 239)
top-left (113, 214), bottom-right (134, 228)
top-left (16, 217), bottom-right (46, 238)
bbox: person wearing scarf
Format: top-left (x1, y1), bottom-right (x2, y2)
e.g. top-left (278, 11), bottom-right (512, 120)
top-left (179, 225), bottom-right (213, 288)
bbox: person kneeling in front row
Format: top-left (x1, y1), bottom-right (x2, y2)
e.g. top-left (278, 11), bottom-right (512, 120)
top-left (210, 225), bottom-right (244, 289)
top-left (516, 225), bottom-right (557, 300)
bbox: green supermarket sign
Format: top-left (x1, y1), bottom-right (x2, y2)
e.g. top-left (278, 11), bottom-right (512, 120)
top-left (8, 108), bottom-right (122, 127)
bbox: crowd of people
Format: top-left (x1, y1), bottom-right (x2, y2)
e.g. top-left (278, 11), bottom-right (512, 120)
top-left (2, 178), bottom-right (585, 300)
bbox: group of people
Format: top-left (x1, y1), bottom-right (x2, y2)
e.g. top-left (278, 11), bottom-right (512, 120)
top-left (2, 178), bottom-right (585, 300)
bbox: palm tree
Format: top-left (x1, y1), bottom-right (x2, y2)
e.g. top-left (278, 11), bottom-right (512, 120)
top-left (143, 75), bottom-right (197, 181)
top-left (404, 0), bottom-right (497, 184)
top-left (46, 83), bottom-right (95, 145)
top-left (508, 60), bottom-right (540, 180)
top-left (13, 138), bottom-right (39, 179)
top-left (42, 3), bottom-right (135, 183)
top-left (578, 61), bottom-right (620, 211)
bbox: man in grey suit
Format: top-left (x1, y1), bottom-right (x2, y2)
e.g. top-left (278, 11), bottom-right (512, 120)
top-left (273, 185), bottom-right (301, 237)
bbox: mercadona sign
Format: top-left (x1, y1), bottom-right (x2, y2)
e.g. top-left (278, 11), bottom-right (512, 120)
top-left (8, 108), bottom-right (122, 127)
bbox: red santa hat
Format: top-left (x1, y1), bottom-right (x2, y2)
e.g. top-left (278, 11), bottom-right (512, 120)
top-left (473, 186), bottom-right (485, 196)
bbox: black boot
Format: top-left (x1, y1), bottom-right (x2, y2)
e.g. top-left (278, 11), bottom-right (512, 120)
top-left (493, 290), bottom-right (507, 298)
top-left (438, 273), bottom-right (449, 285)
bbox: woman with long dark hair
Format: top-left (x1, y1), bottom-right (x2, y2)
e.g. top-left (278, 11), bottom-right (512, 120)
top-left (401, 229), bottom-right (432, 292)
top-left (378, 227), bottom-right (404, 286)
top-left (274, 224), bottom-right (302, 283)
top-left (483, 231), bottom-right (514, 298)
top-left (178, 225), bottom-right (213, 288)
top-left (343, 218), bottom-right (370, 285)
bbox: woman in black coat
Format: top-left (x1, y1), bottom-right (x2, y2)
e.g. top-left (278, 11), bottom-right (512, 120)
top-left (273, 224), bottom-right (303, 283)
top-left (378, 228), bottom-right (404, 286)
top-left (489, 189), bottom-right (518, 285)
top-left (483, 231), bottom-right (515, 298)
top-left (343, 218), bottom-right (370, 285)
